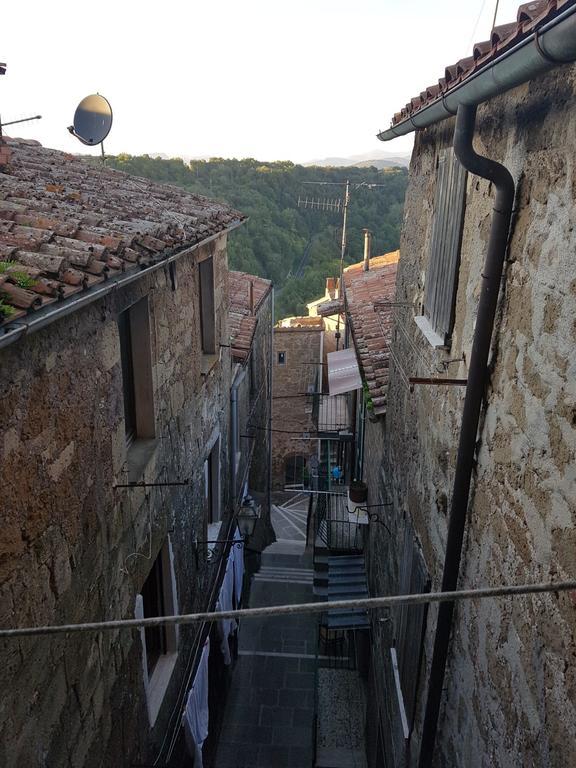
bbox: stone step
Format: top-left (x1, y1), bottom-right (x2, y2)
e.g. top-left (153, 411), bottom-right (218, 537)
top-left (327, 584), bottom-right (368, 596)
top-left (328, 572), bottom-right (367, 583)
top-left (316, 746), bottom-right (367, 768)
top-left (328, 555), bottom-right (366, 565)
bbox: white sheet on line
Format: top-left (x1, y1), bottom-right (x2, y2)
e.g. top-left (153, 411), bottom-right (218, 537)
top-left (233, 525), bottom-right (244, 607)
top-left (182, 637), bottom-right (210, 767)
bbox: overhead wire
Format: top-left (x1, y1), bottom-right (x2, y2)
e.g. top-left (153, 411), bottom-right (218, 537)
top-left (2, 579), bottom-right (575, 639)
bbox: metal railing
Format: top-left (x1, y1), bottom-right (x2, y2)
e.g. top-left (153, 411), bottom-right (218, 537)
top-left (315, 492), bottom-right (363, 554)
top-left (314, 393), bottom-right (353, 433)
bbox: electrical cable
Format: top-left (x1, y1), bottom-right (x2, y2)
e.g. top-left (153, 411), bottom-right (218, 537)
top-left (2, 579), bottom-right (575, 639)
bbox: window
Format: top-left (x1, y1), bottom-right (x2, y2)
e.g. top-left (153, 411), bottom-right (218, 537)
top-left (136, 539), bottom-right (179, 725)
top-left (199, 256), bottom-right (216, 355)
top-left (416, 149), bottom-right (467, 347)
top-left (391, 523), bottom-right (430, 737)
top-left (142, 554), bottom-right (168, 677)
top-left (204, 438), bottom-right (220, 523)
top-left (277, 351), bottom-right (286, 365)
top-left (118, 297), bottom-right (155, 446)
top-left (118, 309), bottom-right (136, 444)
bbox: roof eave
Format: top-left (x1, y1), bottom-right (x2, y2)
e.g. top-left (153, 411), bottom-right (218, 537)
top-left (378, 4), bottom-right (576, 142)
top-left (0, 219), bottom-right (246, 351)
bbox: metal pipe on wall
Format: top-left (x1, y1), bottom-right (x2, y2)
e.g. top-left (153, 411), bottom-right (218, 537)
top-left (417, 103), bottom-right (515, 768)
top-left (230, 373), bottom-right (240, 504)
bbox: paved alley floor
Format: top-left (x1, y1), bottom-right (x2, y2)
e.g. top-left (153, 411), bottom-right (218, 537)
top-left (214, 494), bottom-right (319, 768)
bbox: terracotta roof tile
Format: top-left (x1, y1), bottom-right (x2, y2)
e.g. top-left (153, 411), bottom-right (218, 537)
top-left (388, 0), bottom-right (565, 129)
top-left (343, 250), bottom-right (400, 416)
top-left (0, 137), bottom-right (245, 327)
top-left (228, 270), bottom-right (272, 361)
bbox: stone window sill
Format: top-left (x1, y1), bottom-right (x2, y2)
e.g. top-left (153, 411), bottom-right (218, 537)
top-left (127, 439), bottom-right (158, 483)
top-left (147, 651), bottom-right (178, 726)
top-left (414, 315), bottom-right (449, 350)
top-left (201, 353), bottom-right (219, 376)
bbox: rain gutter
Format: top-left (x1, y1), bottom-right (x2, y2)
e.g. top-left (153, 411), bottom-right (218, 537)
top-left (377, 4), bottom-right (576, 141)
top-left (0, 219), bottom-right (246, 351)
top-left (417, 103), bottom-right (515, 768)
top-left (230, 365), bottom-right (246, 504)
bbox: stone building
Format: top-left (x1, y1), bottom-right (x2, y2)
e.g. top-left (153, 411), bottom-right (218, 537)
top-left (0, 137), bottom-right (250, 766)
top-left (271, 317), bottom-right (324, 490)
top-left (350, 3), bottom-right (576, 768)
top-left (228, 270), bottom-right (273, 512)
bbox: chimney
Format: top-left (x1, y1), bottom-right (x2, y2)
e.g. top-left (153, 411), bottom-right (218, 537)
top-left (363, 228), bottom-right (372, 271)
top-left (249, 280), bottom-right (254, 315)
top-left (0, 140), bottom-right (11, 170)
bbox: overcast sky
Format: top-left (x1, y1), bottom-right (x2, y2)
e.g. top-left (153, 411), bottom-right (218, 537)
top-left (2, 0), bottom-right (521, 163)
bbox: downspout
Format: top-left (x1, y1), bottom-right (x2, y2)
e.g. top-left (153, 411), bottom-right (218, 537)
top-left (418, 103), bottom-right (515, 768)
top-left (267, 287), bottom-right (274, 520)
top-left (230, 370), bottom-right (240, 505)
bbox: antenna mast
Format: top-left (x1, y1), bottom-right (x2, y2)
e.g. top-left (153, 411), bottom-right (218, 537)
top-left (298, 177), bottom-right (387, 349)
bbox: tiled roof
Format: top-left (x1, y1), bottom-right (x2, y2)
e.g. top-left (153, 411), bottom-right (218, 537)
top-left (228, 270), bottom-right (272, 361)
top-left (344, 250), bottom-right (400, 274)
top-left (343, 251), bottom-right (399, 416)
top-left (386, 0), bottom-right (571, 130)
top-left (316, 298), bottom-right (344, 317)
top-left (0, 137), bottom-right (245, 329)
top-left (276, 316), bottom-right (324, 329)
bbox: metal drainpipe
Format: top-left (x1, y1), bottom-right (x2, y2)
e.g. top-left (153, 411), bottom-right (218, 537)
top-left (267, 287), bottom-right (274, 519)
top-left (230, 374), bottom-right (239, 504)
top-left (418, 103), bottom-right (515, 768)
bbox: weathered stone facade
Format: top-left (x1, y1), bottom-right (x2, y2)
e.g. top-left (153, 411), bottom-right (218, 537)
top-left (0, 236), bottom-right (234, 767)
top-left (366, 65), bottom-right (576, 767)
top-left (271, 325), bottom-right (323, 490)
top-left (230, 279), bottom-right (273, 507)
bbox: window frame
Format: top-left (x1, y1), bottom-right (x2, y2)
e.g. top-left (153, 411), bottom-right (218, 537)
top-left (118, 296), bottom-right (156, 446)
top-left (204, 438), bottom-right (221, 524)
top-left (417, 148), bottom-right (467, 348)
top-left (136, 538), bottom-right (179, 726)
top-left (199, 254), bottom-right (216, 355)
top-left (277, 350), bottom-right (286, 365)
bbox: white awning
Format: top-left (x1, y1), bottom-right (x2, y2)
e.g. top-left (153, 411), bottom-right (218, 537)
top-left (327, 348), bottom-right (362, 395)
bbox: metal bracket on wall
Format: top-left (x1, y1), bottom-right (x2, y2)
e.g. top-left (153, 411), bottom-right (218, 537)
top-left (113, 480), bottom-right (191, 489)
top-left (408, 377), bottom-right (467, 392)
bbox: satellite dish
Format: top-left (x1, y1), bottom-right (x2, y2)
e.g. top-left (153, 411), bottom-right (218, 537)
top-left (68, 93), bottom-right (112, 146)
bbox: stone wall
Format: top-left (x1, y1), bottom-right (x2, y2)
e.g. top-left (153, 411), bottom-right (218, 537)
top-left (232, 287), bottom-right (273, 508)
top-left (0, 235), bottom-right (233, 767)
top-left (370, 65), bottom-right (576, 767)
top-left (247, 289), bottom-right (273, 502)
top-left (271, 327), bottom-right (323, 490)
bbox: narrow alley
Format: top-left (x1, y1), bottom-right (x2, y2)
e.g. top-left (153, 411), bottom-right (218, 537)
top-left (214, 495), bottom-right (319, 768)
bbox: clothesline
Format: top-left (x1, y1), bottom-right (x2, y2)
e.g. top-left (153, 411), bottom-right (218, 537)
top-left (2, 579), bottom-right (575, 640)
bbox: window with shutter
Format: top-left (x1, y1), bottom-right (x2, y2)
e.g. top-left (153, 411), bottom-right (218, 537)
top-left (199, 255), bottom-right (216, 355)
top-left (394, 524), bottom-right (431, 732)
top-left (416, 149), bottom-right (467, 347)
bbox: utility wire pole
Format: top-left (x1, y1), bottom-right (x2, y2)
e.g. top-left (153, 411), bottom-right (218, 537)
top-left (298, 178), bottom-right (388, 349)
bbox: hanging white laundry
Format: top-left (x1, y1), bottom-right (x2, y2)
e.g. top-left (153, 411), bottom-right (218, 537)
top-left (182, 637), bottom-right (210, 767)
top-left (232, 526), bottom-right (244, 607)
top-left (216, 555), bottom-right (237, 664)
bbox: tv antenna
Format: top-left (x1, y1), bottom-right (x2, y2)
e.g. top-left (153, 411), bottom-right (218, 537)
top-left (0, 114), bottom-right (42, 139)
top-left (298, 179), bottom-right (389, 348)
top-left (68, 93), bottom-right (113, 161)
top-left (0, 60), bottom-right (43, 139)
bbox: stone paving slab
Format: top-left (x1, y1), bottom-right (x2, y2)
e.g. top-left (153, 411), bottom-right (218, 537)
top-left (213, 515), bottom-right (320, 768)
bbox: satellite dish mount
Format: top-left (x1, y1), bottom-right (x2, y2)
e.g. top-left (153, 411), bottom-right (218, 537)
top-left (68, 93), bottom-right (113, 161)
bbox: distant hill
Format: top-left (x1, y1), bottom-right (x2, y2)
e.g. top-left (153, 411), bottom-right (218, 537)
top-left (106, 154), bottom-right (408, 319)
top-left (304, 150), bottom-right (410, 169)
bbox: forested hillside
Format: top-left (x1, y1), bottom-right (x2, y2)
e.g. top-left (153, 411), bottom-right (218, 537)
top-left (107, 155), bottom-right (408, 318)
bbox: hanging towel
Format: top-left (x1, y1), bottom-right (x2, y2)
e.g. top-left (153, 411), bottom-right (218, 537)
top-left (216, 555), bottom-right (237, 664)
top-left (182, 637), bottom-right (210, 767)
top-left (232, 526), bottom-right (244, 607)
